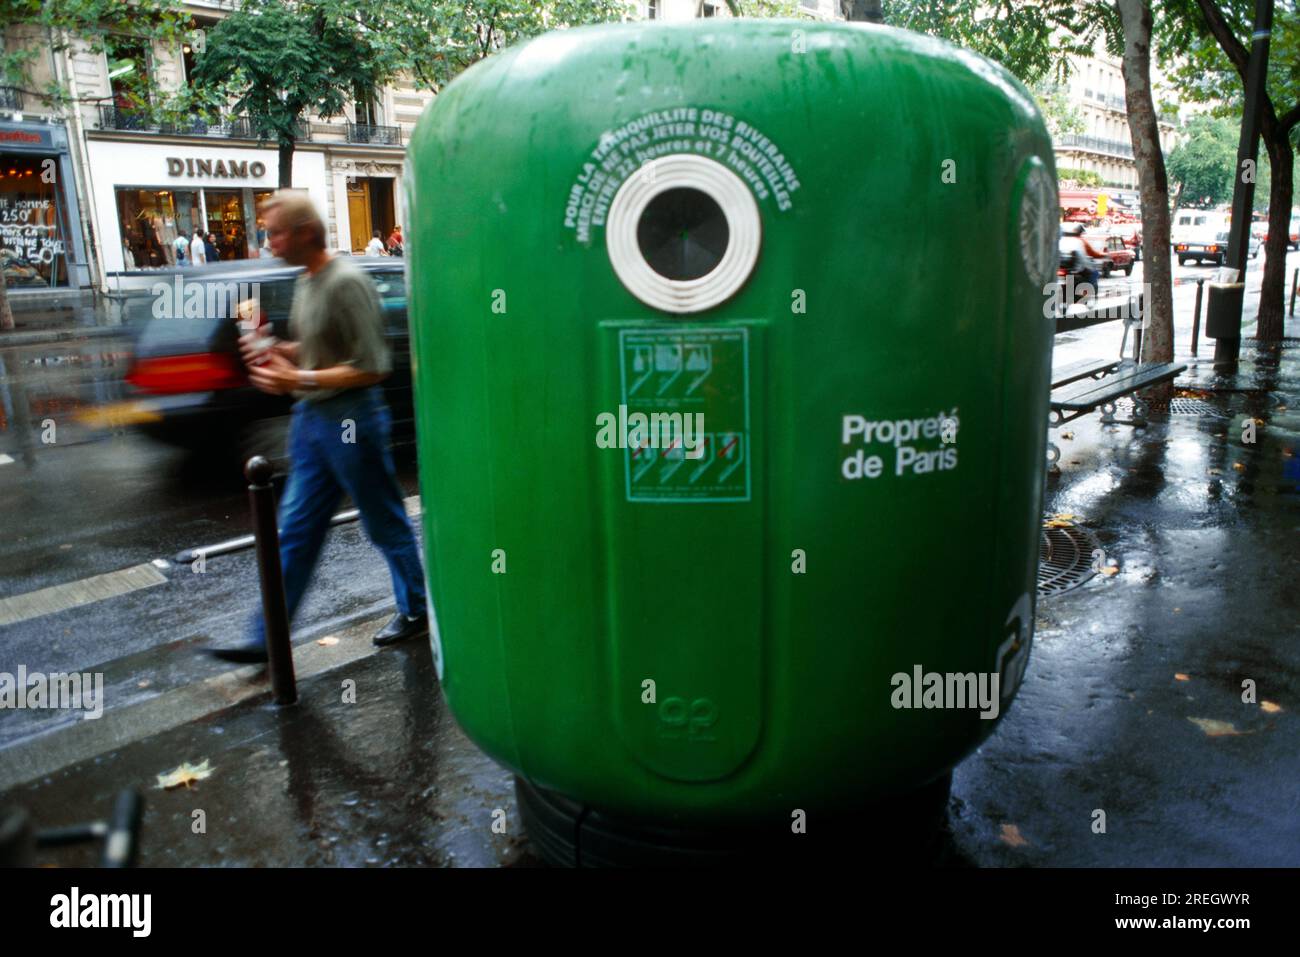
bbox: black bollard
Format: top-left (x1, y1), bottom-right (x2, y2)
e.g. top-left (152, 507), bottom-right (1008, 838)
top-left (0, 807), bottom-right (35, 867)
top-left (1290, 267), bottom-right (1297, 317)
top-left (1191, 278), bottom-right (1205, 356)
top-left (101, 790), bottom-right (143, 868)
top-left (246, 456), bottom-right (297, 705)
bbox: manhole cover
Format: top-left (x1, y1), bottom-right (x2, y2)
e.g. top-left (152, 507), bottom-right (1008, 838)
top-left (1038, 523), bottom-right (1102, 596)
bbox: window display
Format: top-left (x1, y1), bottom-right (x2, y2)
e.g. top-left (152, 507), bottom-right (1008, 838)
top-left (1, 153), bottom-right (71, 288)
top-left (115, 188), bottom-right (201, 270)
top-left (115, 186), bottom-right (270, 270)
top-left (204, 190), bottom-right (244, 263)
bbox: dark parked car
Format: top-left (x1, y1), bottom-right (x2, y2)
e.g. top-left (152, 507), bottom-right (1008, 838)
top-left (119, 256), bottom-right (412, 473)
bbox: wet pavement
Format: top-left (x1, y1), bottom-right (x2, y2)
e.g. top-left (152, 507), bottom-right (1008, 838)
top-left (4, 638), bottom-right (541, 867)
top-left (1, 259), bottom-right (1298, 866)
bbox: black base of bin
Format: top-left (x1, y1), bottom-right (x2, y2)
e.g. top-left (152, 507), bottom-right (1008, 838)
top-left (515, 772), bottom-right (953, 868)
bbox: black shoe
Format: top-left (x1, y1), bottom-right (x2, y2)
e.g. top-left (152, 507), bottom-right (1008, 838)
top-left (372, 613), bottom-right (428, 647)
top-left (208, 641), bottom-right (269, 664)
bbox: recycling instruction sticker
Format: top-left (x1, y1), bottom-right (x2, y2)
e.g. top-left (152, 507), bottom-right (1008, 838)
top-left (618, 328), bottom-right (750, 503)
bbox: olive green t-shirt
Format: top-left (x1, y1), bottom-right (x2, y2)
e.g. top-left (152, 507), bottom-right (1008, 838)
top-left (288, 255), bottom-right (391, 402)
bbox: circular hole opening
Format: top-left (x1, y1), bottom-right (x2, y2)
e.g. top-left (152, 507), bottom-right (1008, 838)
top-left (635, 187), bottom-right (729, 281)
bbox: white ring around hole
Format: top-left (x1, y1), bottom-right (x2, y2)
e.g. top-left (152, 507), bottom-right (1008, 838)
top-left (605, 153), bottom-right (762, 314)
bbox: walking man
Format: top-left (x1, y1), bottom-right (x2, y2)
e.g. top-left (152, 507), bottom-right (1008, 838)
top-left (211, 191), bottom-right (428, 662)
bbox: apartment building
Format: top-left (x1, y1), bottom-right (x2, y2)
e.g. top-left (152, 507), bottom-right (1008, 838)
top-left (1052, 33), bottom-right (1182, 196)
top-left (1, 1), bottom-right (435, 293)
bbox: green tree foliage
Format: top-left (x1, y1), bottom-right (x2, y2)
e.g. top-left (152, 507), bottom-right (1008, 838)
top-left (1058, 166), bottom-right (1103, 186)
top-left (191, 0), bottom-right (384, 186)
top-left (347, 0), bottom-right (636, 95)
top-left (881, 1), bottom-right (1099, 86)
top-left (1033, 80), bottom-right (1087, 136)
top-left (0, 0), bottom-right (191, 113)
top-left (1160, 0), bottom-right (1299, 340)
top-left (1166, 113), bottom-right (1238, 207)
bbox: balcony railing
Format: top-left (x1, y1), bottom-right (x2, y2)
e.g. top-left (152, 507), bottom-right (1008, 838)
top-left (98, 105), bottom-right (310, 141)
top-left (347, 122), bottom-right (402, 146)
top-left (1057, 133), bottom-right (1134, 159)
top-left (0, 87), bottom-right (22, 111)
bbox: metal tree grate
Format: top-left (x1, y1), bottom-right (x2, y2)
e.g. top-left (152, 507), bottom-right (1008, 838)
top-left (1112, 395), bottom-right (1228, 418)
top-left (1168, 396), bottom-right (1229, 417)
top-left (1038, 523), bottom-right (1102, 596)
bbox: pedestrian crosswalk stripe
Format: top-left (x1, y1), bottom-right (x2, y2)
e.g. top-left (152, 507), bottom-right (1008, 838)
top-left (0, 563), bottom-right (168, 627)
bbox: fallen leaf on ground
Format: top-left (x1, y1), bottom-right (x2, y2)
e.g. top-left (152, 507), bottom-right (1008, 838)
top-left (137, 679), bottom-right (151, 689)
top-left (1000, 823), bottom-right (1030, 847)
top-left (316, 636), bottom-right (340, 646)
top-left (1187, 718), bottom-right (1247, 738)
top-left (1232, 462), bottom-right (1245, 472)
top-left (1174, 673), bottom-right (1190, 681)
top-left (156, 759), bottom-right (214, 790)
top-left (1261, 701), bottom-right (1284, 714)
top-left (1060, 432), bottom-right (1074, 440)
top-left (1100, 565), bottom-right (1119, 576)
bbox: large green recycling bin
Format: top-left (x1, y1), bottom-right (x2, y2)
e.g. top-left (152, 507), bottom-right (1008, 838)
top-left (406, 19), bottom-right (1056, 848)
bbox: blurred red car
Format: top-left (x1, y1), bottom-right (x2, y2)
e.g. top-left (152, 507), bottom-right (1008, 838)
top-left (1088, 233), bottom-right (1136, 277)
top-left (1106, 222), bottom-right (1142, 261)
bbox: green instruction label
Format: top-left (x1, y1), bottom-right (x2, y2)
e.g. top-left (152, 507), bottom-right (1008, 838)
top-left (618, 327), bottom-right (751, 503)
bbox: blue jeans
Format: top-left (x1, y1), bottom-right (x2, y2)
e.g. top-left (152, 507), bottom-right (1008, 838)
top-left (248, 386), bottom-right (426, 644)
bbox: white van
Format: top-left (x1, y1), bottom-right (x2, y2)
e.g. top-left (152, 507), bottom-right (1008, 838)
top-left (1171, 208), bottom-right (1260, 265)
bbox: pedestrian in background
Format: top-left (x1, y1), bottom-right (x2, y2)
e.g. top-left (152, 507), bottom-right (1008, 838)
top-left (365, 231), bottom-right (386, 257)
top-left (205, 232), bottom-right (221, 264)
top-left (189, 228), bottom-right (206, 266)
top-left (210, 191), bottom-right (428, 662)
top-left (174, 233), bottom-right (188, 266)
top-left (386, 225), bottom-right (403, 257)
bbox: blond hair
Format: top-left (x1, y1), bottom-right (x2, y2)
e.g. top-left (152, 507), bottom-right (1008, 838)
top-left (261, 190), bottom-right (326, 249)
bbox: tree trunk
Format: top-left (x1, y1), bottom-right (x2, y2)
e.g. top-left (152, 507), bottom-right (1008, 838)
top-left (278, 139), bottom-right (295, 189)
top-left (0, 280), bottom-right (13, 331)
top-left (1256, 133), bottom-right (1293, 341)
top-left (1117, 0), bottom-right (1174, 364)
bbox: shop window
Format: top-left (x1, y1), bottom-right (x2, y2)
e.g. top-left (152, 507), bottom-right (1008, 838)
top-left (115, 187), bottom-right (200, 270)
top-left (2, 153), bottom-right (70, 288)
top-left (205, 190), bottom-right (248, 262)
top-left (253, 190), bottom-right (274, 255)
